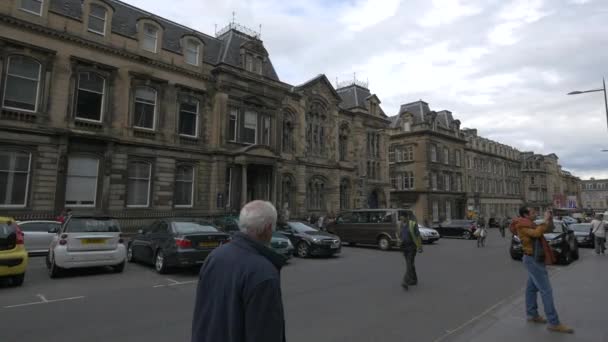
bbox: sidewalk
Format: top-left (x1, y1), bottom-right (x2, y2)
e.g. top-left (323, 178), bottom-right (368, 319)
top-left (445, 249), bottom-right (608, 342)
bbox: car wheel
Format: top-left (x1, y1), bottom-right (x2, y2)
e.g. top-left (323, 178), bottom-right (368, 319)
top-left (114, 261), bottom-right (125, 273)
top-left (10, 274), bottom-right (25, 287)
top-left (155, 250), bottom-right (168, 274)
top-left (296, 242), bottom-right (310, 258)
top-left (462, 231), bottom-right (472, 240)
top-left (127, 244), bottom-right (136, 263)
top-left (378, 236), bottom-right (391, 251)
top-left (48, 254), bottom-right (62, 278)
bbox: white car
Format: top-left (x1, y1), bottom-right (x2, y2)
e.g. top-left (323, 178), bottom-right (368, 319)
top-left (47, 216), bottom-right (126, 278)
top-left (17, 220), bottom-right (61, 255)
top-left (418, 225), bottom-right (440, 244)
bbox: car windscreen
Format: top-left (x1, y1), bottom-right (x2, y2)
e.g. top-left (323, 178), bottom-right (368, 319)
top-left (172, 222), bottom-right (218, 234)
top-left (65, 218), bottom-right (121, 233)
top-left (287, 222), bottom-right (318, 233)
top-left (569, 224), bottom-right (591, 233)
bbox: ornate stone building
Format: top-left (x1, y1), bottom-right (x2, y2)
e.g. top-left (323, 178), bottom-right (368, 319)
top-left (581, 178), bottom-right (608, 212)
top-left (462, 129), bottom-right (523, 220)
top-left (388, 101), bottom-right (467, 225)
top-left (0, 0), bottom-right (390, 227)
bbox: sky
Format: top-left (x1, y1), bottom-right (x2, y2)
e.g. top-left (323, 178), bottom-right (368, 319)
top-left (122, 0), bottom-right (608, 180)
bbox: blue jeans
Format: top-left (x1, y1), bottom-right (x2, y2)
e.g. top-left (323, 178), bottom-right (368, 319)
top-left (523, 255), bottom-right (560, 325)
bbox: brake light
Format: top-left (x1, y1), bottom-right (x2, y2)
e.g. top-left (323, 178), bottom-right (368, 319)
top-left (15, 226), bottom-right (24, 245)
top-left (175, 238), bottom-right (192, 248)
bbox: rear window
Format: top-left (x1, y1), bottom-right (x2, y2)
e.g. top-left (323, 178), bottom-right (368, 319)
top-left (0, 223), bottom-right (18, 249)
top-left (65, 218), bottom-right (120, 233)
top-left (172, 222), bottom-right (218, 234)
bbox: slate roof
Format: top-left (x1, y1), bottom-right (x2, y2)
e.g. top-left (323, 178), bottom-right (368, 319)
top-left (336, 84), bottom-right (372, 110)
top-left (398, 100), bottom-right (431, 125)
top-left (48, 0), bottom-right (279, 81)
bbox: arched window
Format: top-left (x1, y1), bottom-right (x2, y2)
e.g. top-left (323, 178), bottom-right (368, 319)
top-left (340, 178), bottom-right (350, 209)
top-left (142, 23), bottom-right (159, 53)
top-left (282, 111), bottom-right (294, 153)
top-left (184, 38), bottom-right (201, 66)
top-left (175, 165), bottom-right (194, 207)
top-left (75, 72), bottom-right (105, 122)
top-left (3, 56), bottom-right (41, 112)
top-left (306, 101), bottom-right (327, 156)
top-left (88, 4), bottom-right (108, 35)
top-left (133, 86), bottom-right (157, 130)
top-left (339, 124), bottom-right (349, 161)
top-left (307, 176), bottom-right (326, 210)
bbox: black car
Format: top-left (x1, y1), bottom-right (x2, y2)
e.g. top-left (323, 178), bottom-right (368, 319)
top-left (277, 221), bottom-right (341, 258)
top-left (127, 218), bottom-right (230, 273)
top-left (510, 220), bottom-right (579, 264)
top-left (432, 220), bottom-right (478, 239)
top-left (569, 223), bottom-right (595, 248)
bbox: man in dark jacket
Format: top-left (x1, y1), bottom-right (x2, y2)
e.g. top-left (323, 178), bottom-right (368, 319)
top-left (191, 200), bottom-right (287, 342)
top-left (398, 214), bottom-right (422, 290)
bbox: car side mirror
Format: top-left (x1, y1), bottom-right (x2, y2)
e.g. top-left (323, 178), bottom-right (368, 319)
top-left (48, 226), bottom-right (59, 234)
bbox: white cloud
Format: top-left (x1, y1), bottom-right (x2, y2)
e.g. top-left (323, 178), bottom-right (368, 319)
top-left (418, 0), bottom-right (483, 27)
top-left (340, 0), bottom-right (402, 31)
top-left (488, 0), bottom-right (551, 45)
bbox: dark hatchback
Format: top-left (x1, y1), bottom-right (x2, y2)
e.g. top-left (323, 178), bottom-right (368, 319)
top-left (127, 218), bottom-right (230, 273)
top-left (432, 220), bottom-right (478, 239)
top-left (569, 223), bottom-right (595, 248)
top-left (510, 220), bottom-right (579, 264)
top-left (277, 221), bottom-right (341, 258)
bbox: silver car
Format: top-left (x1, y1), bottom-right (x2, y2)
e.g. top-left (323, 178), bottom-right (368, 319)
top-left (18, 220), bottom-right (61, 255)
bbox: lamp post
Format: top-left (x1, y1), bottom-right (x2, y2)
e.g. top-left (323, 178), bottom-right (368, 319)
top-left (567, 78), bottom-right (608, 131)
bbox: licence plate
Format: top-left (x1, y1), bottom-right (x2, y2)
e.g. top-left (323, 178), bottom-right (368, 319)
top-left (81, 238), bottom-right (107, 245)
top-left (199, 241), bottom-right (219, 248)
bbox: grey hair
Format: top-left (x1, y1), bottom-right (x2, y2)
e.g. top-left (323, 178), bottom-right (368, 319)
top-left (238, 200), bottom-right (277, 235)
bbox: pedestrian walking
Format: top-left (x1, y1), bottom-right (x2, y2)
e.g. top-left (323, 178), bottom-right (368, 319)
top-left (499, 217), bottom-right (507, 238)
top-left (317, 214), bottom-right (326, 231)
top-left (397, 214), bottom-right (422, 291)
top-left (591, 214), bottom-right (606, 255)
top-left (191, 200), bottom-right (287, 342)
top-left (475, 225), bottom-right (487, 247)
top-left (511, 206), bottom-right (574, 334)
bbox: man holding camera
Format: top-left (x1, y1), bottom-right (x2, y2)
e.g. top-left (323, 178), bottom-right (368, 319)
top-left (512, 206), bottom-right (574, 334)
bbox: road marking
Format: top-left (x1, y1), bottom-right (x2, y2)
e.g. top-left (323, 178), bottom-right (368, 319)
top-left (153, 279), bottom-right (197, 288)
top-left (36, 294), bottom-right (48, 303)
top-left (166, 278), bottom-right (180, 284)
top-left (4, 296), bottom-right (85, 309)
top-left (168, 280), bottom-right (197, 286)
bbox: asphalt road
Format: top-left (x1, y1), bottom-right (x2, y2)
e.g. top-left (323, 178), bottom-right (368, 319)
top-left (0, 230), bottom-right (551, 342)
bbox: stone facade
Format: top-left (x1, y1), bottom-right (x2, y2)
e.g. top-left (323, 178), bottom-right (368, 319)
top-left (462, 129), bottom-right (523, 220)
top-left (0, 0), bottom-right (390, 228)
top-left (580, 178), bottom-right (607, 212)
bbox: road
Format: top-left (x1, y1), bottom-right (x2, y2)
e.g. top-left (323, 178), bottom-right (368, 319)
top-left (0, 230), bottom-right (546, 342)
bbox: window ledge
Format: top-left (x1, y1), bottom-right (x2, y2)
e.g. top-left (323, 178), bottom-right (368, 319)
top-left (179, 136), bottom-right (199, 145)
top-left (75, 120), bottom-right (103, 130)
top-left (1, 108), bottom-right (37, 123)
top-left (133, 129), bottom-right (157, 139)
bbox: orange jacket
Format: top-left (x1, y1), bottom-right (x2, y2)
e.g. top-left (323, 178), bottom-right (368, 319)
top-left (511, 217), bottom-right (548, 256)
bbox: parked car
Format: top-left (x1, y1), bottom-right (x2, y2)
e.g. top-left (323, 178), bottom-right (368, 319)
top-left (47, 216), bottom-right (126, 278)
top-left (568, 223), bottom-right (595, 248)
top-left (509, 220), bottom-right (579, 264)
top-left (432, 220), bottom-right (478, 239)
top-left (418, 225), bottom-right (440, 244)
top-left (271, 232), bottom-right (294, 259)
top-left (17, 220), bottom-right (61, 255)
top-left (278, 221), bottom-right (341, 258)
top-left (0, 217), bottom-right (28, 286)
top-left (128, 218), bottom-right (230, 273)
top-left (327, 208), bottom-right (415, 250)
top-left (213, 216), bottom-right (240, 235)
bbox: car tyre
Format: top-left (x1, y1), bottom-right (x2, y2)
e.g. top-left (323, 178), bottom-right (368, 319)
top-left (462, 231), bottom-right (472, 240)
top-left (155, 250), bottom-right (169, 274)
top-left (48, 254), bottom-right (62, 278)
top-left (127, 244), bottom-right (136, 263)
top-left (10, 274), bottom-right (25, 287)
top-left (114, 261), bottom-right (125, 273)
top-left (378, 236), bottom-right (391, 251)
top-left (296, 242), bottom-right (310, 258)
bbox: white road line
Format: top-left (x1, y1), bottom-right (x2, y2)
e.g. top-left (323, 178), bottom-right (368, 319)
top-left (168, 280), bottom-right (197, 286)
top-left (4, 296), bottom-right (85, 309)
top-left (153, 284), bottom-right (166, 288)
top-left (166, 278), bottom-right (180, 284)
top-left (36, 294), bottom-right (48, 303)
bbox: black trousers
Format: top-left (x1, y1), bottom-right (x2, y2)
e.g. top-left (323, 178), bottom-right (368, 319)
top-left (402, 247), bottom-right (418, 286)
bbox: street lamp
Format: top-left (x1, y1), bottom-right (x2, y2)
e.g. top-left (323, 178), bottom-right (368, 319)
top-left (567, 78), bottom-right (608, 131)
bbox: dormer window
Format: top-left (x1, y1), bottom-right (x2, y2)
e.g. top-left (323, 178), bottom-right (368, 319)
top-left (185, 39), bottom-right (201, 66)
top-left (88, 4), bottom-right (107, 36)
top-left (143, 23), bottom-right (159, 53)
top-left (402, 121), bottom-right (411, 132)
top-left (20, 0), bottom-right (43, 15)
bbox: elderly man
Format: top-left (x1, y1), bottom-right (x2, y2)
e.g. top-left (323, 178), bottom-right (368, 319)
top-left (191, 200), bottom-right (287, 342)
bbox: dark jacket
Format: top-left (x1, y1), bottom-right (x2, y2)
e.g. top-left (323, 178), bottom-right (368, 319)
top-left (191, 232), bottom-right (287, 342)
top-left (400, 220), bottom-right (422, 250)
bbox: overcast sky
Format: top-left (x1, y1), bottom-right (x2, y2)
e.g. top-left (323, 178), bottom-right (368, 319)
top-left (123, 0), bottom-right (608, 179)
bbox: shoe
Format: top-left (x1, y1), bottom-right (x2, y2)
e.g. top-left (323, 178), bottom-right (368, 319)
top-left (527, 316), bottom-right (547, 324)
top-left (547, 324), bottom-right (574, 334)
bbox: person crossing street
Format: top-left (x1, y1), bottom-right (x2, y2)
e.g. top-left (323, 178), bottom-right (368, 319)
top-left (398, 214), bottom-right (423, 291)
